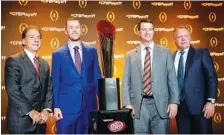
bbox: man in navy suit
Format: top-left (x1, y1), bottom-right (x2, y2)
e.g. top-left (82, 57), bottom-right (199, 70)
top-left (52, 18), bottom-right (102, 134)
top-left (173, 26), bottom-right (218, 133)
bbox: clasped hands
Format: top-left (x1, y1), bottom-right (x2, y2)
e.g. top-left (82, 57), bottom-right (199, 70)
top-left (29, 110), bottom-right (49, 125)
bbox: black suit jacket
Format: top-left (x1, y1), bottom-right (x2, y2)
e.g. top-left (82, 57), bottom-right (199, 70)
top-left (5, 51), bottom-right (53, 132)
top-left (174, 45), bottom-right (218, 115)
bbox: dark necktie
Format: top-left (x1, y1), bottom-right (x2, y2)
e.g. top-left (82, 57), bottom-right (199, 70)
top-left (33, 56), bottom-right (40, 77)
top-left (177, 51), bottom-right (185, 101)
top-left (74, 46), bottom-right (81, 74)
top-left (143, 47), bottom-right (152, 95)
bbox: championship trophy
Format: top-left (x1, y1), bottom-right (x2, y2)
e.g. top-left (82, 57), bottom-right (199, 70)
top-left (96, 20), bottom-right (120, 110)
top-left (89, 20), bottom-right (134, 134)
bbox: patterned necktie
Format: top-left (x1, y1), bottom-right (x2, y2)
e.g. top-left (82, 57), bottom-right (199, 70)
top-left (177, 51), bottom-right (185, 101)
top-left (143, 47), bottom-right (152, 95)
top-left (74, 46), bottom-right (81, 74)
top-left (33, 56), bottom-right (40, 77)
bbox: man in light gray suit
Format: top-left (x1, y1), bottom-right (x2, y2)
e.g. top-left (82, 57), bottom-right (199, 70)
top-left (122, 19), bottom-right (179, 134)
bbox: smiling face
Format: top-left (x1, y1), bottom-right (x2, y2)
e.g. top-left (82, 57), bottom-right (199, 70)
top-left (137, 22), bottom-right (154, 45)
top-left (173, 27), bottom-right (191, 50)
top-left (65, 20), bottom-right (81, 41)
top-left (22, 28), bottom-right (41, 53)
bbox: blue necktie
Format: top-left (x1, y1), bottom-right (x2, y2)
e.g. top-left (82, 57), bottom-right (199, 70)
top-left (178, 51), bottom-right (185, 101)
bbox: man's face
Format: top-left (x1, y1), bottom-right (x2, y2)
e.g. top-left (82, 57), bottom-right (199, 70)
top-left (22, 28), bottom-right (41, 53)
top-left (138, 22), bottom-right (154, 44)
top-left (173, 28), bottom-right (191, 50)
top-left (65, 20), bottom-right (81, 41)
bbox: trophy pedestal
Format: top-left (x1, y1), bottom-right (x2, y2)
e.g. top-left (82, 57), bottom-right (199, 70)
top-left (98, 78), bottom-right (120, 110)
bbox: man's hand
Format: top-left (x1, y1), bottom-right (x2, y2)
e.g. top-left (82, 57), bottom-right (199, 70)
top-left (167, 104), bottom-right (178, 118)
top-left (125, 105), bottom-right (135, 119)
top-left (38, 110), bottom-right (50, 124)
top-left (29, 110), bottom-right (41, 125)
top-left (54, 108), bottom-right (63, 121)
top-left (203, 102), bottom-right (215, 119)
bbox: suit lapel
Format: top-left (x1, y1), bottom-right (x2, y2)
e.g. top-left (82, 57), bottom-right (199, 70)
top-left (135, 46), bottom-right (143, 79)
top-left (38, 58), bottom-right (45, 82)
top-left (81, 43), bottom-right (87, 77)
top-left (64, 44), bottom-right (80, 76)
top-left (151, 44), bottom-right (159, 81)
top-left (184, 45), bottom-right (195, 80)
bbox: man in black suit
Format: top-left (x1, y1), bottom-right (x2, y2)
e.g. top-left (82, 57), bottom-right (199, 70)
top-left (5, 26), bottom-right (53, 134)
top-left (173, 26), bottom-right (218, 133)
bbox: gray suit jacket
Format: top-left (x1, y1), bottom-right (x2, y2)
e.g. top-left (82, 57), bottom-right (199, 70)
top-left (5, 51), bottom-right (53, 132)
top-left (122, 44), bottom-right (179, 119)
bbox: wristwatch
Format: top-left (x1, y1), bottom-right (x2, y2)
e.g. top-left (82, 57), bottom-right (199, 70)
top-left (208, 99), bottom-right (216, 104)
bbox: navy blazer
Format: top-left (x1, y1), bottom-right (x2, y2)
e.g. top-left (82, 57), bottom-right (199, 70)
top-left (174, 45), bottom-right (217, 115)
top-left (52, 43), bottom-right (101, 114)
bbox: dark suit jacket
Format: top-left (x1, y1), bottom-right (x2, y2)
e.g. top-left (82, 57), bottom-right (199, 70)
top-left (5, 51), bottom-right (53, 132)
top-left (175, 45), bottom-right (218, 115)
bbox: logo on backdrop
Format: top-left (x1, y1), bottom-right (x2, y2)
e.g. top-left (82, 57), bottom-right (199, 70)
top-left (19, 0), bottom-right (28, 6)
top-left (213, 61), bottom-right (219, 72)
top-left (50, 10), bottom-right (59, 21)
top-left (217, 88), bottom-right (220, 97)
top-left (52, 124), bottom-right (57, 134)
top-left (81, 24), bottom-right (88, 35)
top-left (19, 23), bottom-right (28, 34)
top-left (159, 12), bottom-right (167, 22)
top-left (133, 24), bottom-right (138, 35)
top-left (210, 37), bottom-right (218, 47)
top-left (184, 0), bottom-right (191, 10)
top-left (160, 37), bottom-right (168, 47)
top-left (133, 0), bottom-right (141, 9)
top-left (185, 24), bottom-right (192, 34)
top-left (213, 113), bottom-right (222, 123)
top-left (107, 11), bottom-right (115, 22)
top-left (79, 0), bottom-right (87, 8)
top-left (209, 12), bottom-right (216, 23)
top-left (50, 38), bottom-right (60, 49)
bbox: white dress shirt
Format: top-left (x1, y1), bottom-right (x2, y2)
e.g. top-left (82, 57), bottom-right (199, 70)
top-left (140, 42), bottom-right (154, 70)
top-left (174, 47), bottom-right (190, 76)
top-left (24, 48), bottom-right (37, 64)
top-left (68, 41), bottom-right (82, 64)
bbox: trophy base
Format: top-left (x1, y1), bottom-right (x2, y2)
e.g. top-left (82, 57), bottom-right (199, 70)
top-left (98, 78), bottom-right (120, 110)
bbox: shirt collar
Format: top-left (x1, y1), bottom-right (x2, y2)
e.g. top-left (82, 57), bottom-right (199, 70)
top-left (140, 41), bottom-right (154, 50)
top-left (68, 41), bottom-right (82, 50)
top-left (177, 46), bottom-right (190, 55)
top-left (24, 48), bottom-right (37, 61)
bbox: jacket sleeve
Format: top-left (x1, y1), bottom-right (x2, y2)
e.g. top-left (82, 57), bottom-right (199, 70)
top-left (5, 57), bottom-right (32, 116)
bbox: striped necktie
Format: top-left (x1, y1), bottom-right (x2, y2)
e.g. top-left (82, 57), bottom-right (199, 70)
top-left (143, 47), bottom-right (152, 95)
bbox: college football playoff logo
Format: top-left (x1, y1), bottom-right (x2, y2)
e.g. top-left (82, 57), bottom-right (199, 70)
top-left (160, 37), bottom-right (168, 47)
top-left (210, 37), bottom-right (218, 47)
top-left (79, 0), bottom-right (87, 8)
top-left (184, 0), bottom-right (191, 10)
top-left (209, 12), bottom-right (216, 23)
top-left (159, 12), bottom-right (167, 22)
top-left (18, 0), bottom-right (28, 6)
top-left (81, 24), bottom-right (88, 36)
top-left (213, 113), bottom-right (222, 123)
top-left (19, 23), bottom-right (28, 34)
top-left (133, 0), bottom-right (141, 9)
top-left (50, 38), bottom-right (60, 49)
top-left (107, 11), bottom-right (115, 22)
top-left (185, 24), bottom-right (192, 34)
top-left (50, 10), bottom-right (59, 21)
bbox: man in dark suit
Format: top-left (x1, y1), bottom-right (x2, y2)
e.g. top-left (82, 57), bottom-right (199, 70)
top-left (5, 26), bottom-right (53, 134)
top-left (52, 18), bottom-right (102, 134)
top-left (173, 26), bottom-right (218, 133)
